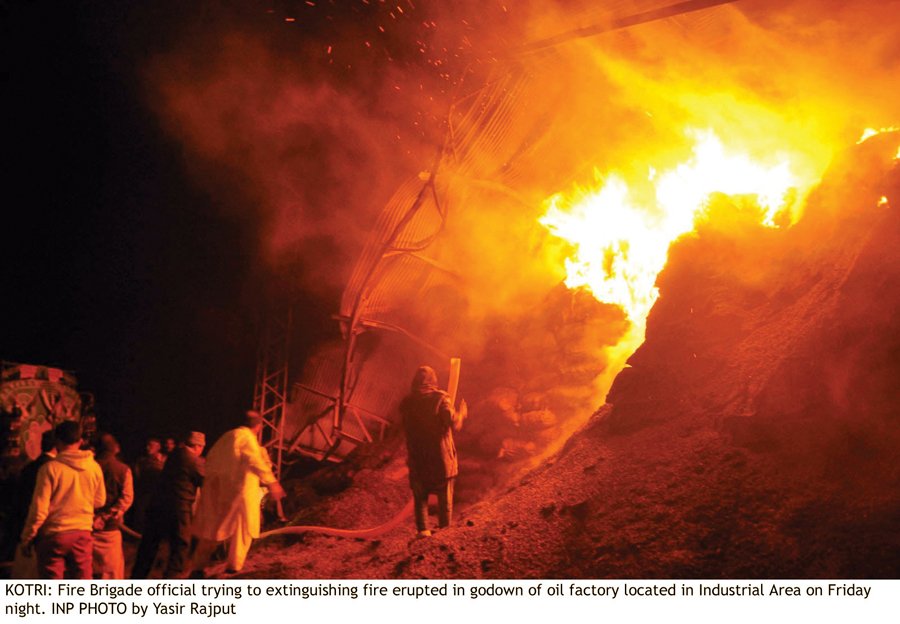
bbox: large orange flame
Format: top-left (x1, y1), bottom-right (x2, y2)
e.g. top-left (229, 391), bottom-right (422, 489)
top-left (539, 127), bottom-right (828, 399)
top-left (541, 128), bottom-right (814, 326)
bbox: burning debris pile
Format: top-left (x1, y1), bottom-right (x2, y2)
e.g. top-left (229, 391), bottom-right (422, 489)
top-left (145, 0), bottom-right (898, 461)
top-left (274, 0), bottom-right (891, 480)
top-left (246, 132), bottom-right (899, 579)
top-left (454, 287), bottom-right (628, 498)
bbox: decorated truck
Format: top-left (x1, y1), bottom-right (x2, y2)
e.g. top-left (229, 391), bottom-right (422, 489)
top-left (0, 361), bottom-right (93, 477)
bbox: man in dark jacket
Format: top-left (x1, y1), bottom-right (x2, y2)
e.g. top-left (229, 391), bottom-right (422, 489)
top-left (7, 430), bottom-right (56, 577)
top-left (131, 431), bottom-right (205, 579)
top-left (7, 431), bottom-right (56, 548)
top-left (131, 437), bottom-right (165, 531)
top-left (92, 433), bottom-right (133, 578)
top-left (400, 366), bottom-right (466, 536)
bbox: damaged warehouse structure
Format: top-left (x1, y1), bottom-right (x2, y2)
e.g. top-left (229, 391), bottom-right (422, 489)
top-left (260, 0), bottom-right (741, 485)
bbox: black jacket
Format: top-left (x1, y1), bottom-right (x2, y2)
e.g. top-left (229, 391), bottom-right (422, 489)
top-left (149, 446), bottom-right (204, 515)
top-left (95, 455), bottom-right (132, 531)
top-left (401, 389), bottom-right (462, 489)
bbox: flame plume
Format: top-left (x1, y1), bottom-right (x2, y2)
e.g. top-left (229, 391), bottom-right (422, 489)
top-left (539, 127), bottom-right (826, 398)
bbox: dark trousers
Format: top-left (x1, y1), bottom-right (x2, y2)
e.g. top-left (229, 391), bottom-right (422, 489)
top-left (412, 478), bottom-right (455, 531)
top-left (35, 530), bottom-right (93, 579)
top-left (131, 507), bottom-right (192, 578)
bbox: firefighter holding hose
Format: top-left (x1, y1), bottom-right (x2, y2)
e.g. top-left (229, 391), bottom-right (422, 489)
top-left (400, 365), bottom-right (467, 537)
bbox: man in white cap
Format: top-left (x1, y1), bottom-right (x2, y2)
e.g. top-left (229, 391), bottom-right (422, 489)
top-left (189, 412), bottom-right (285, 575)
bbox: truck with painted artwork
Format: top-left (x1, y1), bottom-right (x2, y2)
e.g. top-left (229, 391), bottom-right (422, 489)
top-left (0, 361), bottom-right (93, 477)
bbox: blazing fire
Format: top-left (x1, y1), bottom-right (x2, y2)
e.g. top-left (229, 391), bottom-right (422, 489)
top-left (857, 127), bottom-right (900, 162)
top-left (540, 127), bottom-right (822, 341)
top-left (857, 127), bottom-right (900, 144)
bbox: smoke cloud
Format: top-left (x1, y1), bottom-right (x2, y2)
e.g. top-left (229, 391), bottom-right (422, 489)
top-left (142, 2), bottom-right (898, 476)
top-left (142, 1), bottom-right (899, 294)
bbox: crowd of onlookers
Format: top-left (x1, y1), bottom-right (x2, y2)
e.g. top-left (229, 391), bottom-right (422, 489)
top-left (2, 411), bottom-right (286, 580)
top-left (2, 365), bottom-right (470, 580)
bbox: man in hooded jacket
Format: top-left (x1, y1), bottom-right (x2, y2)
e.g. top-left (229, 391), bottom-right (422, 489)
top-left (20, 420), bottom-right (106, 579)
top-left (401, 365), bottom-right (467, 536)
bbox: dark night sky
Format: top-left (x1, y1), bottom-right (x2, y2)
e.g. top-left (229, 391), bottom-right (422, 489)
top-left (2, 0), bottom-right (487, 457)
top-left (4, 2), bottom-right (271, 454)
top-left (0, 0), bottom-right (632, 456)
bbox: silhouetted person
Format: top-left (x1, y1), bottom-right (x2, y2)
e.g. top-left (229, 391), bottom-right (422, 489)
top-left (131, 437), bottom-right (165, 531)
top-left (6, 430), bottom-right (56, 577)
top-left (20, 420), bottom-right (105, 579)
top-left (1, 397), bottom-right (25, 459)
top-left (131, 431), bottom-right (205, 579)
top-left (400, 366), bottom-right (467, 536)
top-left (92, 433), bottom-right (133, 579)
top-left (190, 412), bottom-right (285, 575)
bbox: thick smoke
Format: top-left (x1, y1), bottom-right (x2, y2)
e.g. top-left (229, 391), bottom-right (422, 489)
top-left (140, 1), bottom-right (565, 295)
top-left (143, 13), bottom-right (446, 297)
top-left (142, 1), bottom-right (899, 291)
top-left (143, 2), bottom-right (898, 478)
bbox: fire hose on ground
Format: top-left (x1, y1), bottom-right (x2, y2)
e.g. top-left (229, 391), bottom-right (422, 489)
top-left (258, 358), bottom-right (462, 541)
top-left (258, 498), bottom-right (413, 541)
top-left (0, 505), bottom-right (412, 572)
top-left (3, 360), bottom-right (464, 563)
top-left (0, 500), bottom-right (412, 573)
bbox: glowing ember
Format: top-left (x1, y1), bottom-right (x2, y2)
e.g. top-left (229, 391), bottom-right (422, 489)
top-left (540, 129), bottom-right (810, 332)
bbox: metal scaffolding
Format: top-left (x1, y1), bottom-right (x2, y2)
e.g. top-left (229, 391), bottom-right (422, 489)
top-left (252, 307), bottom-right (292, 479)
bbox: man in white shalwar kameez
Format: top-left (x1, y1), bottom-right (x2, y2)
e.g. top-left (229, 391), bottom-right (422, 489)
top-left (189, 412), bottom-right (285, 575)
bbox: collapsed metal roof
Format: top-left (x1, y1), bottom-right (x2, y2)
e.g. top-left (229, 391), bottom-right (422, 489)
top-left (269, 0), bottom-right (739, 464)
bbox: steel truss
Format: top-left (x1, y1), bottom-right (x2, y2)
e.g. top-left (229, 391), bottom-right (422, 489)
top-left (252, 307), bottom-right (292, 479)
